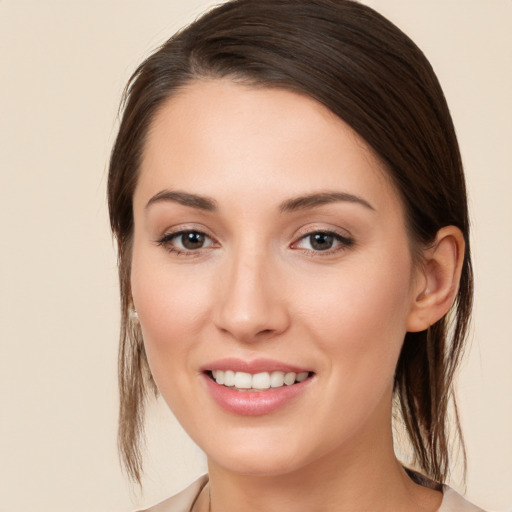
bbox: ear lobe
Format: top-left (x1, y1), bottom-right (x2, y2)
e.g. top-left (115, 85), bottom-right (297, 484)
top-left (406, 226), bottom-right (465, 333)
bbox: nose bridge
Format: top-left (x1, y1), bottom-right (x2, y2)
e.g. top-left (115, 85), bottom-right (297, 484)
top-left (214, 239), bottom-right (289, 341)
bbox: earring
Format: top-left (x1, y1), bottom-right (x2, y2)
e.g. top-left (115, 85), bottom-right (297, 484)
top-left (129, 309), bottom-right (139, 321)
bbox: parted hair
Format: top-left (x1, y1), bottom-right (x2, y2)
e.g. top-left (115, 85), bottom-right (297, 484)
top-left (108, 0), bottom-right (473, 485)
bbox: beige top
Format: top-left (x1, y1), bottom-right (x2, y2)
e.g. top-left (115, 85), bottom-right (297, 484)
top-left (138, 475), bottom-right (486, 512)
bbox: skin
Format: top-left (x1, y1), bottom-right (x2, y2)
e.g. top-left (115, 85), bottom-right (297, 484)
top-left (131, 79), bottom-right (464, 512)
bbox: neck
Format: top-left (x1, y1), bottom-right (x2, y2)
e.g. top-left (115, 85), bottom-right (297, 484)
top-left (203, 421), bottom-right (442, 512)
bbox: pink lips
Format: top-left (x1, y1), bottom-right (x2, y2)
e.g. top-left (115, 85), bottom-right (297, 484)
top-left (201, 357), bottom-right (310, 374)
top-left (200, 358), bottom-right (313, 416)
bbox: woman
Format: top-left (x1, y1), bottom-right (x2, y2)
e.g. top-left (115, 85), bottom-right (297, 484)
top-left (108, 1), bottom-right (483, 510)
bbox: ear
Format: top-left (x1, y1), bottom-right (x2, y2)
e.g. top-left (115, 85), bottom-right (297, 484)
top-left (406, 226), bottom-right (465, 333)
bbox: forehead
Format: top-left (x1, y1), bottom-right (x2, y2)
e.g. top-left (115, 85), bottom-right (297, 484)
top-left (135, 79), bottom-right (401, 216)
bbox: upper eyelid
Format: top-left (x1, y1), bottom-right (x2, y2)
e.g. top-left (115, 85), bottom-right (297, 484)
top-left (292, 231), bottom-right (353, 246)
top-left (292, 224), bottom-right (353, 241)
top-left (158, 229), bottom-right (217, 244)
top-left (157, 223), bottom-right (216, 239)
top-left (298, 229), bottom-right (351, 240)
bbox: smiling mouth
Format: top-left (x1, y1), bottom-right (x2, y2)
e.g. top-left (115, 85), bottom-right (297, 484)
top-left (208, 370), bottom-right (313, 391)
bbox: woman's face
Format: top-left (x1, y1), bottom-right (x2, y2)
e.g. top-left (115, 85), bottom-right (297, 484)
top-left (131, 79), bottom-right (424, 476)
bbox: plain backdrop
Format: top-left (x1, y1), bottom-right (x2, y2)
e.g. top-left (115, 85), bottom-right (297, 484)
top-left (0, 1), bottom-right (511, 511)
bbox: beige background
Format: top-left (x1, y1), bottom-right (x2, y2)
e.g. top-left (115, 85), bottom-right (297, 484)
top-left (0, 1), bottom-right (511, 511)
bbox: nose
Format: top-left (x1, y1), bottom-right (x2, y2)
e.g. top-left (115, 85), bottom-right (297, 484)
top-left (213, 249), bottom-right (290, 343)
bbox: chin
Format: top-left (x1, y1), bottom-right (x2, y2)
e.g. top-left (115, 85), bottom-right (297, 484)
top-left (211, 450), bottom-right (306, 478)
top-left (196, 426), bottom-right (322, 478)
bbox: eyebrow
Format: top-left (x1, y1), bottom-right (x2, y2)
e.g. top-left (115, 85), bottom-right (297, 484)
top-left (145, 190), bottom-right (218, 211)
top-left (145, 189), bottom-right (374, 213)
top-left (279, 192), bottom-right (375, 213)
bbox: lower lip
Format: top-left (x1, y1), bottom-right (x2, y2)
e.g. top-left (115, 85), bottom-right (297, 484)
top-left (202, 373), bottom-right (313, 416)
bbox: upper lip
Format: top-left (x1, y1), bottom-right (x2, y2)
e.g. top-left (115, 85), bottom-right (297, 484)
top-left (200, 358), bottom-right (312, 374)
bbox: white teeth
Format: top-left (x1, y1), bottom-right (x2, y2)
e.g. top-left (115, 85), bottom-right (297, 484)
top-left (270, 371), bottom-right (285, 387)
top-left (296, 372), bottom-right (308, 382)
top-left (224, 370), bottom-right (235, 387)
top-left (284, 372), bottom-right (296, 385)
top-left (212, 370), bottom-right (309, 390)
top-left (234, 371), bottom-right (252, 389)
top-left (213, 369), bottom-right (224, 385)
top-left (252, 372), bottom-right (271, 390)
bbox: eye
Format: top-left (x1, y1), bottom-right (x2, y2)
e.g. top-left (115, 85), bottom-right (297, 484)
top-left (176, 231), bottom-right (208, 250)
top-left (157, 230), bottom-right (216, 254)
top-left (292, 230), bottom-right (353, 253)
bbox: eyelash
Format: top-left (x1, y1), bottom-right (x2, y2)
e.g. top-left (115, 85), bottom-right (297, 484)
top-left (291, 230), bottom-right (354, 256)
top-left (155, 229), bottom-right (354, 257)
top-left (156, 230), bottom-right (218, 256)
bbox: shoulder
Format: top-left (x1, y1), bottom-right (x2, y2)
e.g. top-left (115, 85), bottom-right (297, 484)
top-left (136, 475), bottom-right (208, 512)
top-left (134, 477), bottom-right (487, 512)
top-left (439, 486), bottom-right (487, 512)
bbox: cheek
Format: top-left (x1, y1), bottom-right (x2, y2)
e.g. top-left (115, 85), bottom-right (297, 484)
top-left (300, 251), bottom-right (414, 375)
top-left (130, 249), bottom-right (213, 386)
top-left (291, 255), bottom-right (415, 448)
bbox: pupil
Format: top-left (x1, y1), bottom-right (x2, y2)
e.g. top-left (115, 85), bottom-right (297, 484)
top-left (182, 232), bottom-right (204, 249)
top-left (310, 233), bottom-right (333, 251)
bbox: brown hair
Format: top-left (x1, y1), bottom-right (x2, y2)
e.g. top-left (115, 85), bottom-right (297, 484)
top-left (108, 0), bottom-right (473, 485)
